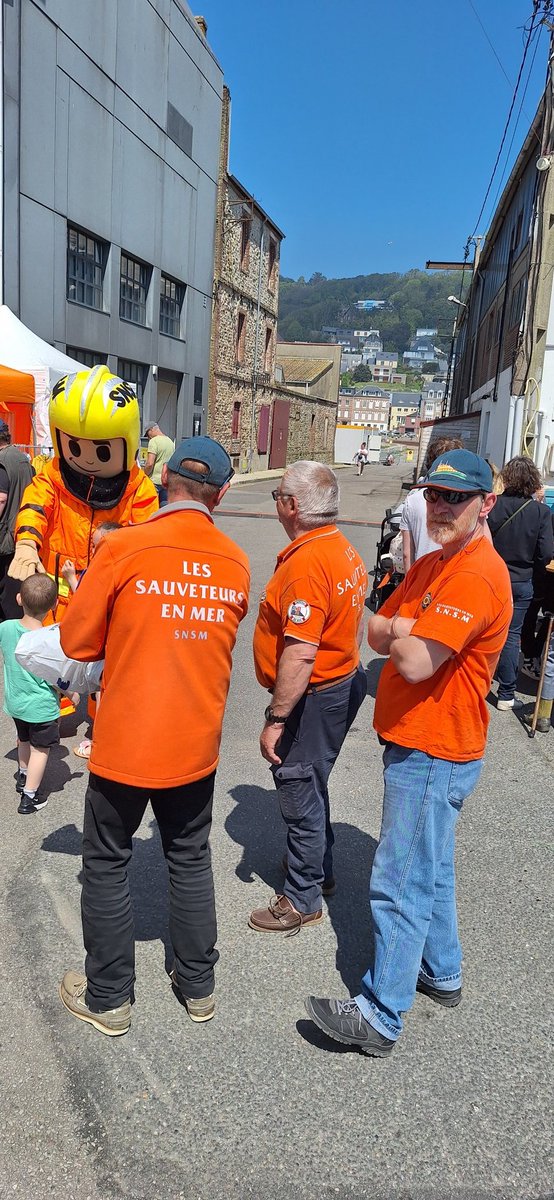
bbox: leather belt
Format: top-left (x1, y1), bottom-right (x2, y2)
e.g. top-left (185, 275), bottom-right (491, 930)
top-left (306, 667), bottom-right (358, 695)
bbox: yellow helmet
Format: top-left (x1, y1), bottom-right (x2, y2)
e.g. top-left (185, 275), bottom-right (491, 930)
top-left (50, 365), bottom-right (140, 470)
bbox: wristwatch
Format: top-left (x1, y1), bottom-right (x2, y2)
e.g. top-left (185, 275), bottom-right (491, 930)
top-left (264, 705), bottom-right (287, 725)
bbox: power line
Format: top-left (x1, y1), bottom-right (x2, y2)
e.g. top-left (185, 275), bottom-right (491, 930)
top-left (486, 21), bottom-right (544, 220)
top-left (469, 0), bottom-right (542, 241)
top-left (466, 0), bottom-right (513, 87)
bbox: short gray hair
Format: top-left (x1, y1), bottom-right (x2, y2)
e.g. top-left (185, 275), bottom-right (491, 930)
top-left (282, 460), bottom-right (339, 529)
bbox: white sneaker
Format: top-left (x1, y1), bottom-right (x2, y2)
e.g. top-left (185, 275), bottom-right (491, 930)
top-left (497, 697), bottom-right (524, 711)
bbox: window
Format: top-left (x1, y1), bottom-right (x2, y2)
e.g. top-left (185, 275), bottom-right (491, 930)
top-left (231, 401), bottom-right (241, 438)
top-left (264, 326), bottom-right (273, 372)
top-left (240, 216), bottom-right (251, 270)
top-left (117, 359), bottom-right (148, 417)
top-left (65, 347), bottom-right (107, 368)
top-left (67, 226), bottom-right (107, 310)
top-left (120, 253), bottom-right (151, 325)
top-left (194, 376), bottom-right (203, 407)
top-left (236, 311), bottom-right (246, 364)
top-left (268, 237), bottom-right (277, 288)
top-left (159, 275), bottom-right (185, 337)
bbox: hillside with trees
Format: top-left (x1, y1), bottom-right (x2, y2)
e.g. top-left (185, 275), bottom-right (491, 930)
top-left (278, 269), bottom-right (466, 353)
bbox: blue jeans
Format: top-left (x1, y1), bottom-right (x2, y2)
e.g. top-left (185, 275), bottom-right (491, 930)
top-left (355, 745), bottom-right (482, 1040)
top-left (496, 579), bottom-right (533, 701)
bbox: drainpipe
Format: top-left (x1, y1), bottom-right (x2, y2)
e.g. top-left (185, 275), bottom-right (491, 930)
top-left (249, 216), bottom-right (264, 471)
top-left (504, 395), bottom-right (516, 463)
top-left (511, 394), bottom-right (524, 458)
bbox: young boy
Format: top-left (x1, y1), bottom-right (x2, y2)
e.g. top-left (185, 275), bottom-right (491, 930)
top-left (0, 574), bottom-right (60, 814)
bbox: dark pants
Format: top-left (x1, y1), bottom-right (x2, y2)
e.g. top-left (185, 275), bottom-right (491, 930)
top-left (155, 483), bottom-right (168, 507)
top-left (0, 554), bottom-right (23, 621)
top-left (82, 771), bottom-right (218, 1012)
top-left (271, 665), bottom-right (367, 913)
top-left (497, 579), bottom-right (534, 700)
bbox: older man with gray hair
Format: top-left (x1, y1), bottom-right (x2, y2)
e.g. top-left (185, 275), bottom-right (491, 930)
top-left (250, 460), bottom-right (368, 933)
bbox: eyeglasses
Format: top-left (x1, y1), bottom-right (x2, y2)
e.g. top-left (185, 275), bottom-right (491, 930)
top-left (423, 487), bottom-right (483, 505)
top-left (271, 488), bottom-right (292, 502)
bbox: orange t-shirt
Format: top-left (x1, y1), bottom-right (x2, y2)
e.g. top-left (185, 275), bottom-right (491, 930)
top-left (374, 535), bottom-right (512, 761)
top-left (253, 525), bottom-right (368, 689)
top-left (60, 503), bottom-right (250, 788)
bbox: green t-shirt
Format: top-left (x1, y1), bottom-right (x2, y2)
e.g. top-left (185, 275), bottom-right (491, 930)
top-left (147, 434), bottom-right (175, 486)
top-left (0, 621), bottom-right (60, 723)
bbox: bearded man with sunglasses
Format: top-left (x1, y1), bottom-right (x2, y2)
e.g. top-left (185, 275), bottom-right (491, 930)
top-left (306, 450), bottom-right (512, 1057)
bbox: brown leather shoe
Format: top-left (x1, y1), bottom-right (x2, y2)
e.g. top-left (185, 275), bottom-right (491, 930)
top-left (281, 855), bottom-right (336, 897)
top-left (248, 894), bottom-right (323, 934)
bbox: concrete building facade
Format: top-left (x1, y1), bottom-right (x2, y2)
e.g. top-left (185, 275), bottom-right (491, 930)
top-left (451, 79), bottom-right (554, 473)
top-left (2, 0), bottom-right (223, 439)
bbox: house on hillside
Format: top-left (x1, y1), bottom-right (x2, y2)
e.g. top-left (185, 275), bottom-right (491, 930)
top-left (389, 392), bottom-right (421, 431)
top-left (338, 386), bottom-right (390, 431)
top-left (403, 329), bottom-right (441, 370)
top-left (450, 87), bottom-right (554, 473)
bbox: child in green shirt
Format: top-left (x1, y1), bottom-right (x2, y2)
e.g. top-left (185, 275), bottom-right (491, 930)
top-left (0, 574), bottom-right (60, 815)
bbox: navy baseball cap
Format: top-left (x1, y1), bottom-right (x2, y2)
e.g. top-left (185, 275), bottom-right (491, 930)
top-left (415, 449), bottom-right (493, 493)
top-left (166, 436), bottom-right (234, 488)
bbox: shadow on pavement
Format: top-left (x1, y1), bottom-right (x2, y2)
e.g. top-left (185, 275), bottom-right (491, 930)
top-left (40, 817), bottom-right (172, 960)
top-left (225, 782), bottom-right (378, 992)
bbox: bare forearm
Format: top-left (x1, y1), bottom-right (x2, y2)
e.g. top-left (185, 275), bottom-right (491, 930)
top-left (271, 642), bottom-right (317, 715)
top-left (402, 530), bottom-right (414, 573)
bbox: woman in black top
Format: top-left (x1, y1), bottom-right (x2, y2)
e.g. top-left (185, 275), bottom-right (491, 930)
top-left (488, 457), bottom-right (554, 709)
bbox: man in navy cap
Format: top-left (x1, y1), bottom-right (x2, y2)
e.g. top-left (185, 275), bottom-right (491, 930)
top-left (306, 450), bottom-right (512, 1056)
top-left (58, 436), bottom-right (250, 1036)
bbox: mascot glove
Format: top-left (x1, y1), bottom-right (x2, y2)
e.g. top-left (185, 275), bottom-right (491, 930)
top-left (8, 541), bottom-right (46, 580)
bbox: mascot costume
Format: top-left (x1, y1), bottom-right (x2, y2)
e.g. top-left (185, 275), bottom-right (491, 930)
top-left (9, 364), bottom-right (158, 617)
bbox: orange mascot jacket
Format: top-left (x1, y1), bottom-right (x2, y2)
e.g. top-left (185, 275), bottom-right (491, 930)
top-left (15, 458), bottom-right (158, 615)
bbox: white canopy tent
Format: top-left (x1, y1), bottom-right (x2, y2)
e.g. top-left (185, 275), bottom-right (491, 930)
top-left (0, 305), bottom-right (83, 448)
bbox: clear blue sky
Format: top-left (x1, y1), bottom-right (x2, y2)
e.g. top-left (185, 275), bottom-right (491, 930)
top-left (198, 0), bottom-right (549, 280)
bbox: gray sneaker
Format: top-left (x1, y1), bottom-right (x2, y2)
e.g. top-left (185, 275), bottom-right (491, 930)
top-left (305, 995), bottom-right (395, 1057)
top-left (59, 971), bottom-right (131, 1036)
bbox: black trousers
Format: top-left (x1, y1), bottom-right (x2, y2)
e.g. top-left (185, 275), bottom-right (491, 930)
top-left (82, 771), bottom-right (218, 1012)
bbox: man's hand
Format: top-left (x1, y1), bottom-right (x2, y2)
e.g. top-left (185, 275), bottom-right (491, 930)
top-left (8, 541), bottom-right (45, 580)
top-left (391, 615), bottom-right (417, 639)
top-left (260, 722), bottom-right (285, 765)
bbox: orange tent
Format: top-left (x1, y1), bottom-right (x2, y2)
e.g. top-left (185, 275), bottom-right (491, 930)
top-left (0, 363), bottom-right (34, 449)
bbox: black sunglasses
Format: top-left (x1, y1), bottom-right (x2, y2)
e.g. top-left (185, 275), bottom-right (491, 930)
top-left (423, 487), bottom-right (483, 505)
top-left (271, 488), bottom-right (292, 501)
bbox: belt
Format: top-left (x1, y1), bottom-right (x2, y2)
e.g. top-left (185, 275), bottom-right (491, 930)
top-left (306, 667), bottom-right (358, 695)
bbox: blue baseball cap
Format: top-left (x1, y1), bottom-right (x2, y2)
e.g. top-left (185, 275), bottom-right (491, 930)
top-left (166, 435), bottom-right (234, 488)
top-left (415, 449), bottom-right (493, 493)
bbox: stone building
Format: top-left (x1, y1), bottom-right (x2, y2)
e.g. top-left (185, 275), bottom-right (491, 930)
top-left (208, 89), bottom-right (336, 470)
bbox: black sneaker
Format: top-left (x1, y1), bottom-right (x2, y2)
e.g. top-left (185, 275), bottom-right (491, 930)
top-left (304, 995), bottom-right (395, 1057)
top-left (416, 977), bottom-right (461, 1007)
top-left (15, 771), bottom-right (27, 794)
top-left (32, 794), bottom-right (48, 811)
top-left (17, 793), bottom-right (37, 816)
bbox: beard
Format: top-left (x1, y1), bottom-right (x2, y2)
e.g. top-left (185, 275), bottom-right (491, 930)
top-left (427, 517), bottom-right (457, 545)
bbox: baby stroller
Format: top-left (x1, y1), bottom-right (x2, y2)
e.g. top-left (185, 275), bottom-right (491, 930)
top-left (366, 504), bottom-right (404, 613)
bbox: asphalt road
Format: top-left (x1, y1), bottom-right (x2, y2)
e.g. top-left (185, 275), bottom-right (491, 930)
top-left (0, 464), bottom-right (552, 1200)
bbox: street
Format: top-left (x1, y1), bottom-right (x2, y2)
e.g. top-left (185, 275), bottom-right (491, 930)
top-left (0, 463), bottom-right (552, 1200)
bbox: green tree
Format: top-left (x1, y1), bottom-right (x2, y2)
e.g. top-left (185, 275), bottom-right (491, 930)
top-left (352, 364), bottom-right (373, 382)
